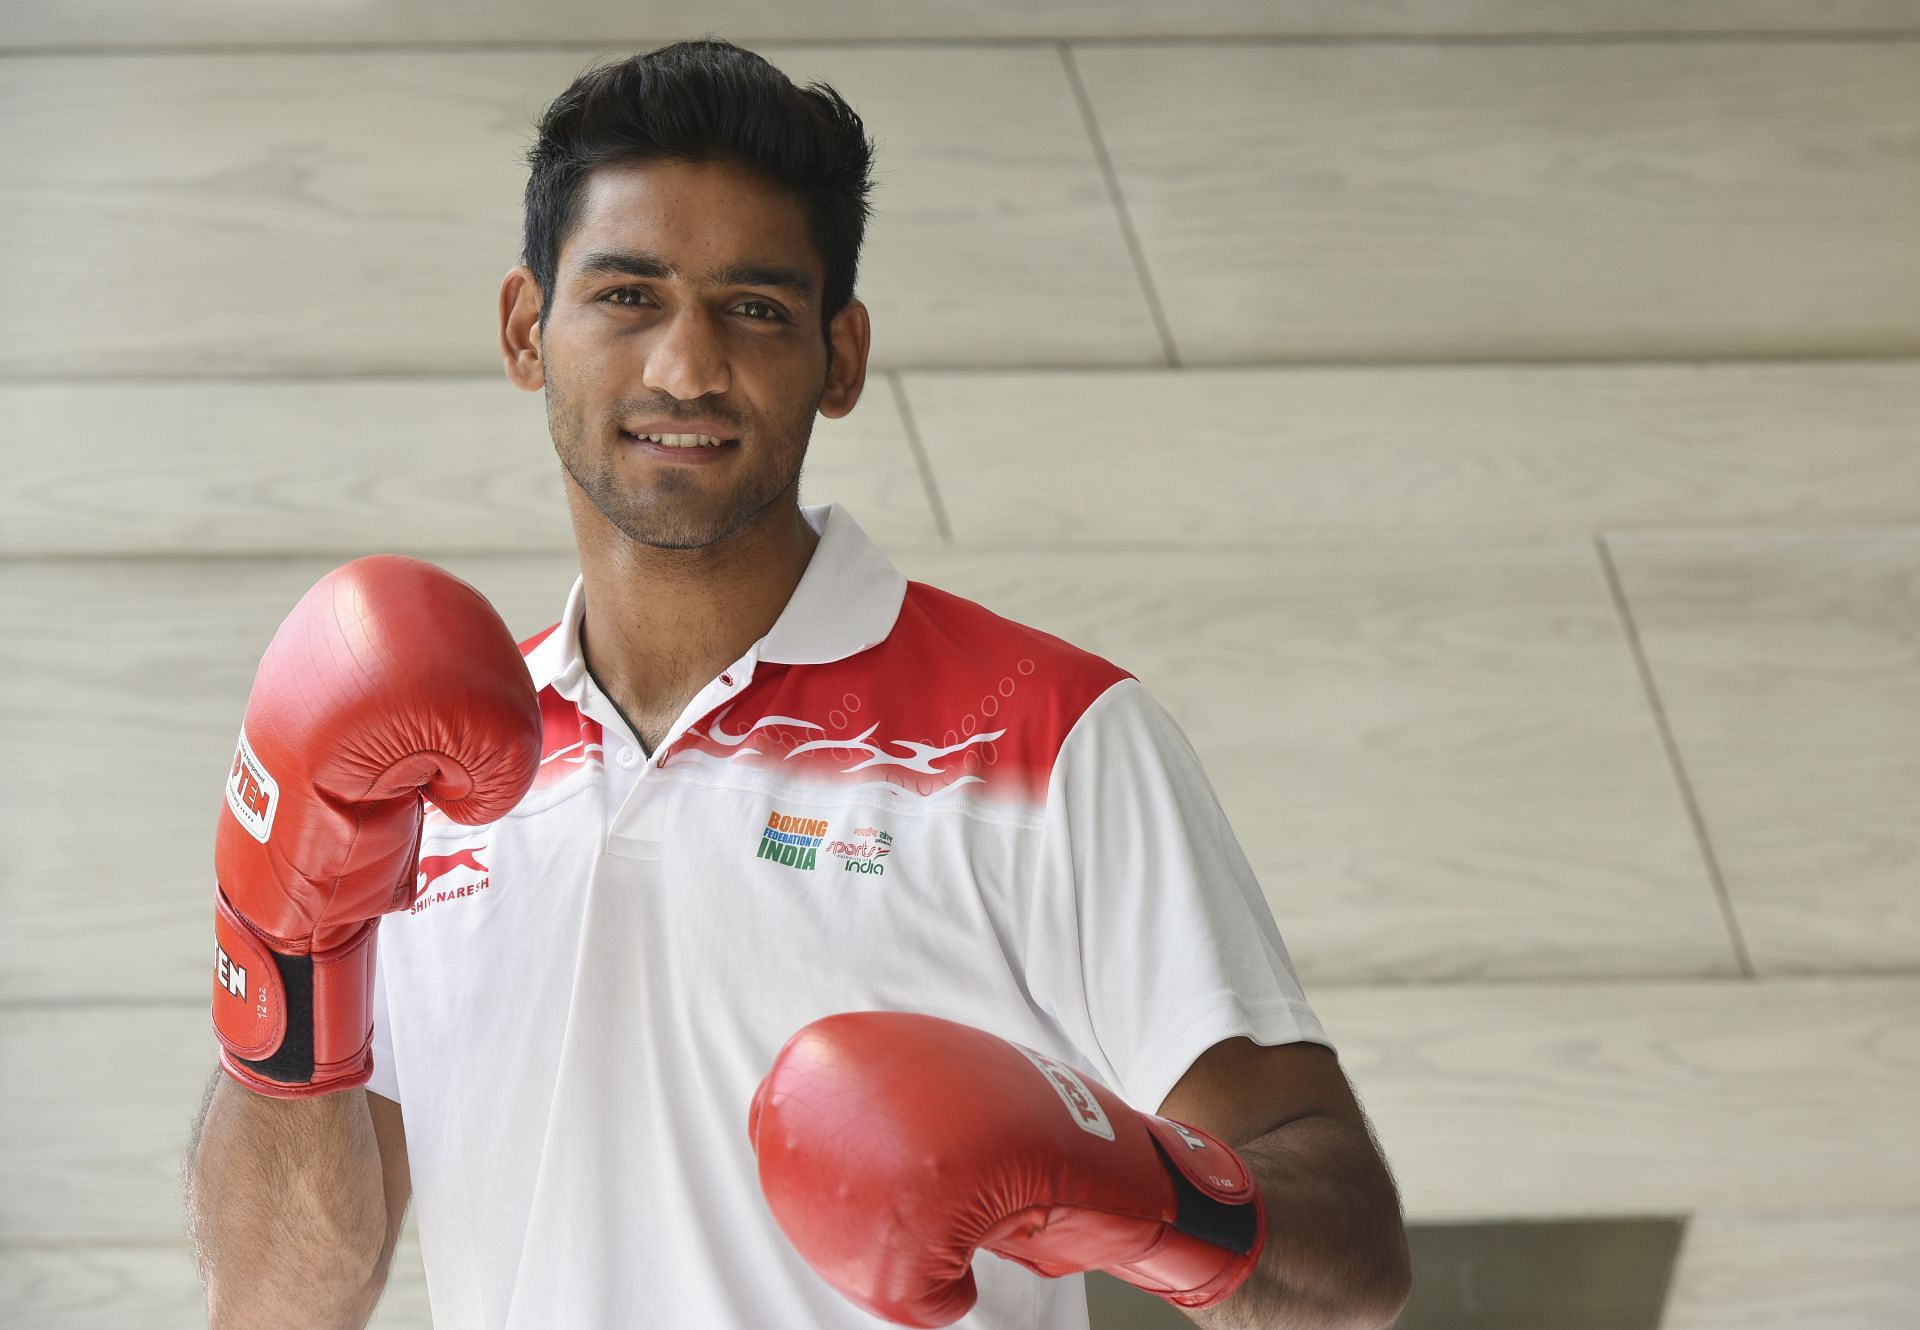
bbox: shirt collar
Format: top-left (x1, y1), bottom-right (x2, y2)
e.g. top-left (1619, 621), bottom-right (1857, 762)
top-left (523, 502), bottom-right (907, 692)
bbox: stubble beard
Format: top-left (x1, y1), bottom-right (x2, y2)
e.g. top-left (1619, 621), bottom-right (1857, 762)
top-left (546, 378), bottom-right (812, 553)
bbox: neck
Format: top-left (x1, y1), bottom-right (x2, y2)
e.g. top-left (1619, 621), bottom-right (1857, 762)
top-left (568, 486), bottom-right (820, 729)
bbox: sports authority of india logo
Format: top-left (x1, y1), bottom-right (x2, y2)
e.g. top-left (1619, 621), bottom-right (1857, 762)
top-left (827, 825), bottom-right (892, 876)
top-left (758, 810), bottom-right (828, 871)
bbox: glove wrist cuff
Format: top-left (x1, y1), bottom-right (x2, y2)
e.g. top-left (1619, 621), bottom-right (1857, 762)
top-left (1112, 1119), bottom-right (1269, 1310)
top-left (211, 889), bottom-right (378, 1097)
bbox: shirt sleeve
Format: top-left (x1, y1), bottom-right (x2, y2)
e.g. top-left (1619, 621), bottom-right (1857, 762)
top-left (366, 929), bottom-right (401, 1103)
top-left (1025, 677), bottom-right (1335, 1117)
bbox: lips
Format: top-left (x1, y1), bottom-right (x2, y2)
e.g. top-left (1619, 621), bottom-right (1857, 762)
top-left (620, 430), bottom-right (738, 444)
top-left (622, 428), bottom-right (738, 444)
top-left (620, 431), bottom-right (740, 461)
top-left (620, 421), bottom-right (739, 442)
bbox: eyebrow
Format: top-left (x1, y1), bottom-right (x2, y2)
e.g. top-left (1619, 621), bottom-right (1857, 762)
top-left (572, 248), bottom-right (815, 302)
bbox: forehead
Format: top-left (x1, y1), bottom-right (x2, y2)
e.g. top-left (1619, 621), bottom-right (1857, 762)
top-left (564, 159), bottom-right (820, 294)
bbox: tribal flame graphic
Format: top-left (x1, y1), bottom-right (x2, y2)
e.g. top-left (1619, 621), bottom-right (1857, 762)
top-left (700, 705), bottom-right (1006, 777)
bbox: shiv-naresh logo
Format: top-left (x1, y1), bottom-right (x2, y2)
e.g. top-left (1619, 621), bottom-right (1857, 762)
top-left (409, 846), bottom-right (491, 915)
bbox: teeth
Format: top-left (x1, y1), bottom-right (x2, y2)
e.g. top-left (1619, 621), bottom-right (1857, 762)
top-left (635, 432), bottom-right (724, 448)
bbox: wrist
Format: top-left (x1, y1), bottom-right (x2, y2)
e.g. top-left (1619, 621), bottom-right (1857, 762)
top-left (1111, 1119), bottom-right (1267, 1310)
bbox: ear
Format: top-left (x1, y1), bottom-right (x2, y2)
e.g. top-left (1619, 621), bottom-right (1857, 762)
top-left (817, 297), bottom-right (871, 421)
top-left (500, 265), bottom-right (546, 392)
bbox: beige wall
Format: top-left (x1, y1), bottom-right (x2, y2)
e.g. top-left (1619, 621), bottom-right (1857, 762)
top-left (3, 5), bottom-right (1917, 1327)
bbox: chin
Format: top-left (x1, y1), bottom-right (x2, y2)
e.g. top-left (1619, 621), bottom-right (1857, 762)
top-left (611, 500), bottom-right (759, 551)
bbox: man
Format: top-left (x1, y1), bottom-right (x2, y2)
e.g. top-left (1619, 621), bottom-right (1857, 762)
top-left (188, 38), bottom-right (1411, 1329)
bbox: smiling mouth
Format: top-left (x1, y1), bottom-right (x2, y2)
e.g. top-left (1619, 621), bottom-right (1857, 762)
top-left (621, 430), bottom-right (738, 445)
top-left (619, 431), bottom-right (741, 463)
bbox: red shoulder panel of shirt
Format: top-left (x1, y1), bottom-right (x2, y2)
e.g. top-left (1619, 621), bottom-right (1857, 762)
top-left (510, 581), bottom-right (1133, 807)
top-left (672, 581), bottom-right (1133, 806)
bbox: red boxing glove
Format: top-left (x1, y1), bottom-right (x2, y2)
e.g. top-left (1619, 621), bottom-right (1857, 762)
top-left (748, 1011), bottom-right (1266, 1327)
top-left (210, 555), bottom-right (542, 1098)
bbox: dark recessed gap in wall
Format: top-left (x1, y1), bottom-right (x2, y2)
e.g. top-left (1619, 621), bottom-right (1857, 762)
top-left (1087, 1215), bottom-right (1688, 1329)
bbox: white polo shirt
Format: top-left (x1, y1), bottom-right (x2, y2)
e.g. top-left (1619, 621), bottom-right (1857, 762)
top-left (368, 502), bottom-right (1334, 1329)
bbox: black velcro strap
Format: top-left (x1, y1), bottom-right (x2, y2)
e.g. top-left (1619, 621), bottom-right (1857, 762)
top-left (234, 949), bottom-right (314, 1085)
top-left (1153, 1135), bottom-right (1259, 1256)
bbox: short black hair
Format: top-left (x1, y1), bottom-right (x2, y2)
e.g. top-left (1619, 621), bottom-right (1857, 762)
top-left (521, 37), bottom-right (877, 358)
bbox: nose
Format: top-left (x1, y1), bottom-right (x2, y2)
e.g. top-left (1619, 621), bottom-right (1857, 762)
top-left (640, 304), bottom-right (732, 405)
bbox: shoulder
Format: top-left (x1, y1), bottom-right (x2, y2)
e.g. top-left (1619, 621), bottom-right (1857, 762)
top-left (719, 580), bottom-right (1137, 811)
top-left (889, 579), bottom-right (1131, 694)
top-left (883, 579), bottom-right (1136, 746)
top-left (517, 622), bottom-right (559, 656)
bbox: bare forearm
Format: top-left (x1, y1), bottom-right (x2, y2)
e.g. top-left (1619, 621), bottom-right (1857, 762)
top-left (1186, 1116), bottom-right (1413, 1330)
top-left (184, 1068), bottom-right (389, 1329)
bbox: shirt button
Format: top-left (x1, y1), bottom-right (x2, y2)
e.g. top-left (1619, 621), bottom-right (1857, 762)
top-left (721, 672), bottom-right (734, 686)
top-left (615, 746), bottom-right (640, 769)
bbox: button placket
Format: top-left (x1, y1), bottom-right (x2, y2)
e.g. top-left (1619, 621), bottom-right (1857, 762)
top-left (605, 747), bottom-right (664, 858)
top-left (652, 660), bottom-right (754, 769)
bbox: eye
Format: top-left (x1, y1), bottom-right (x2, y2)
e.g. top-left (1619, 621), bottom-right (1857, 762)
top-left (599, 288), bottom-right (787, 324)
top-left (737, 299), bottom-right (789, 324)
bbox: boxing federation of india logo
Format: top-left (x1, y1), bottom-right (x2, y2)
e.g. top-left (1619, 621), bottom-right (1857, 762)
top-left (758, 810), bottom-right (828, 871)
top-left (827, 825), bottom-right (892, 876)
